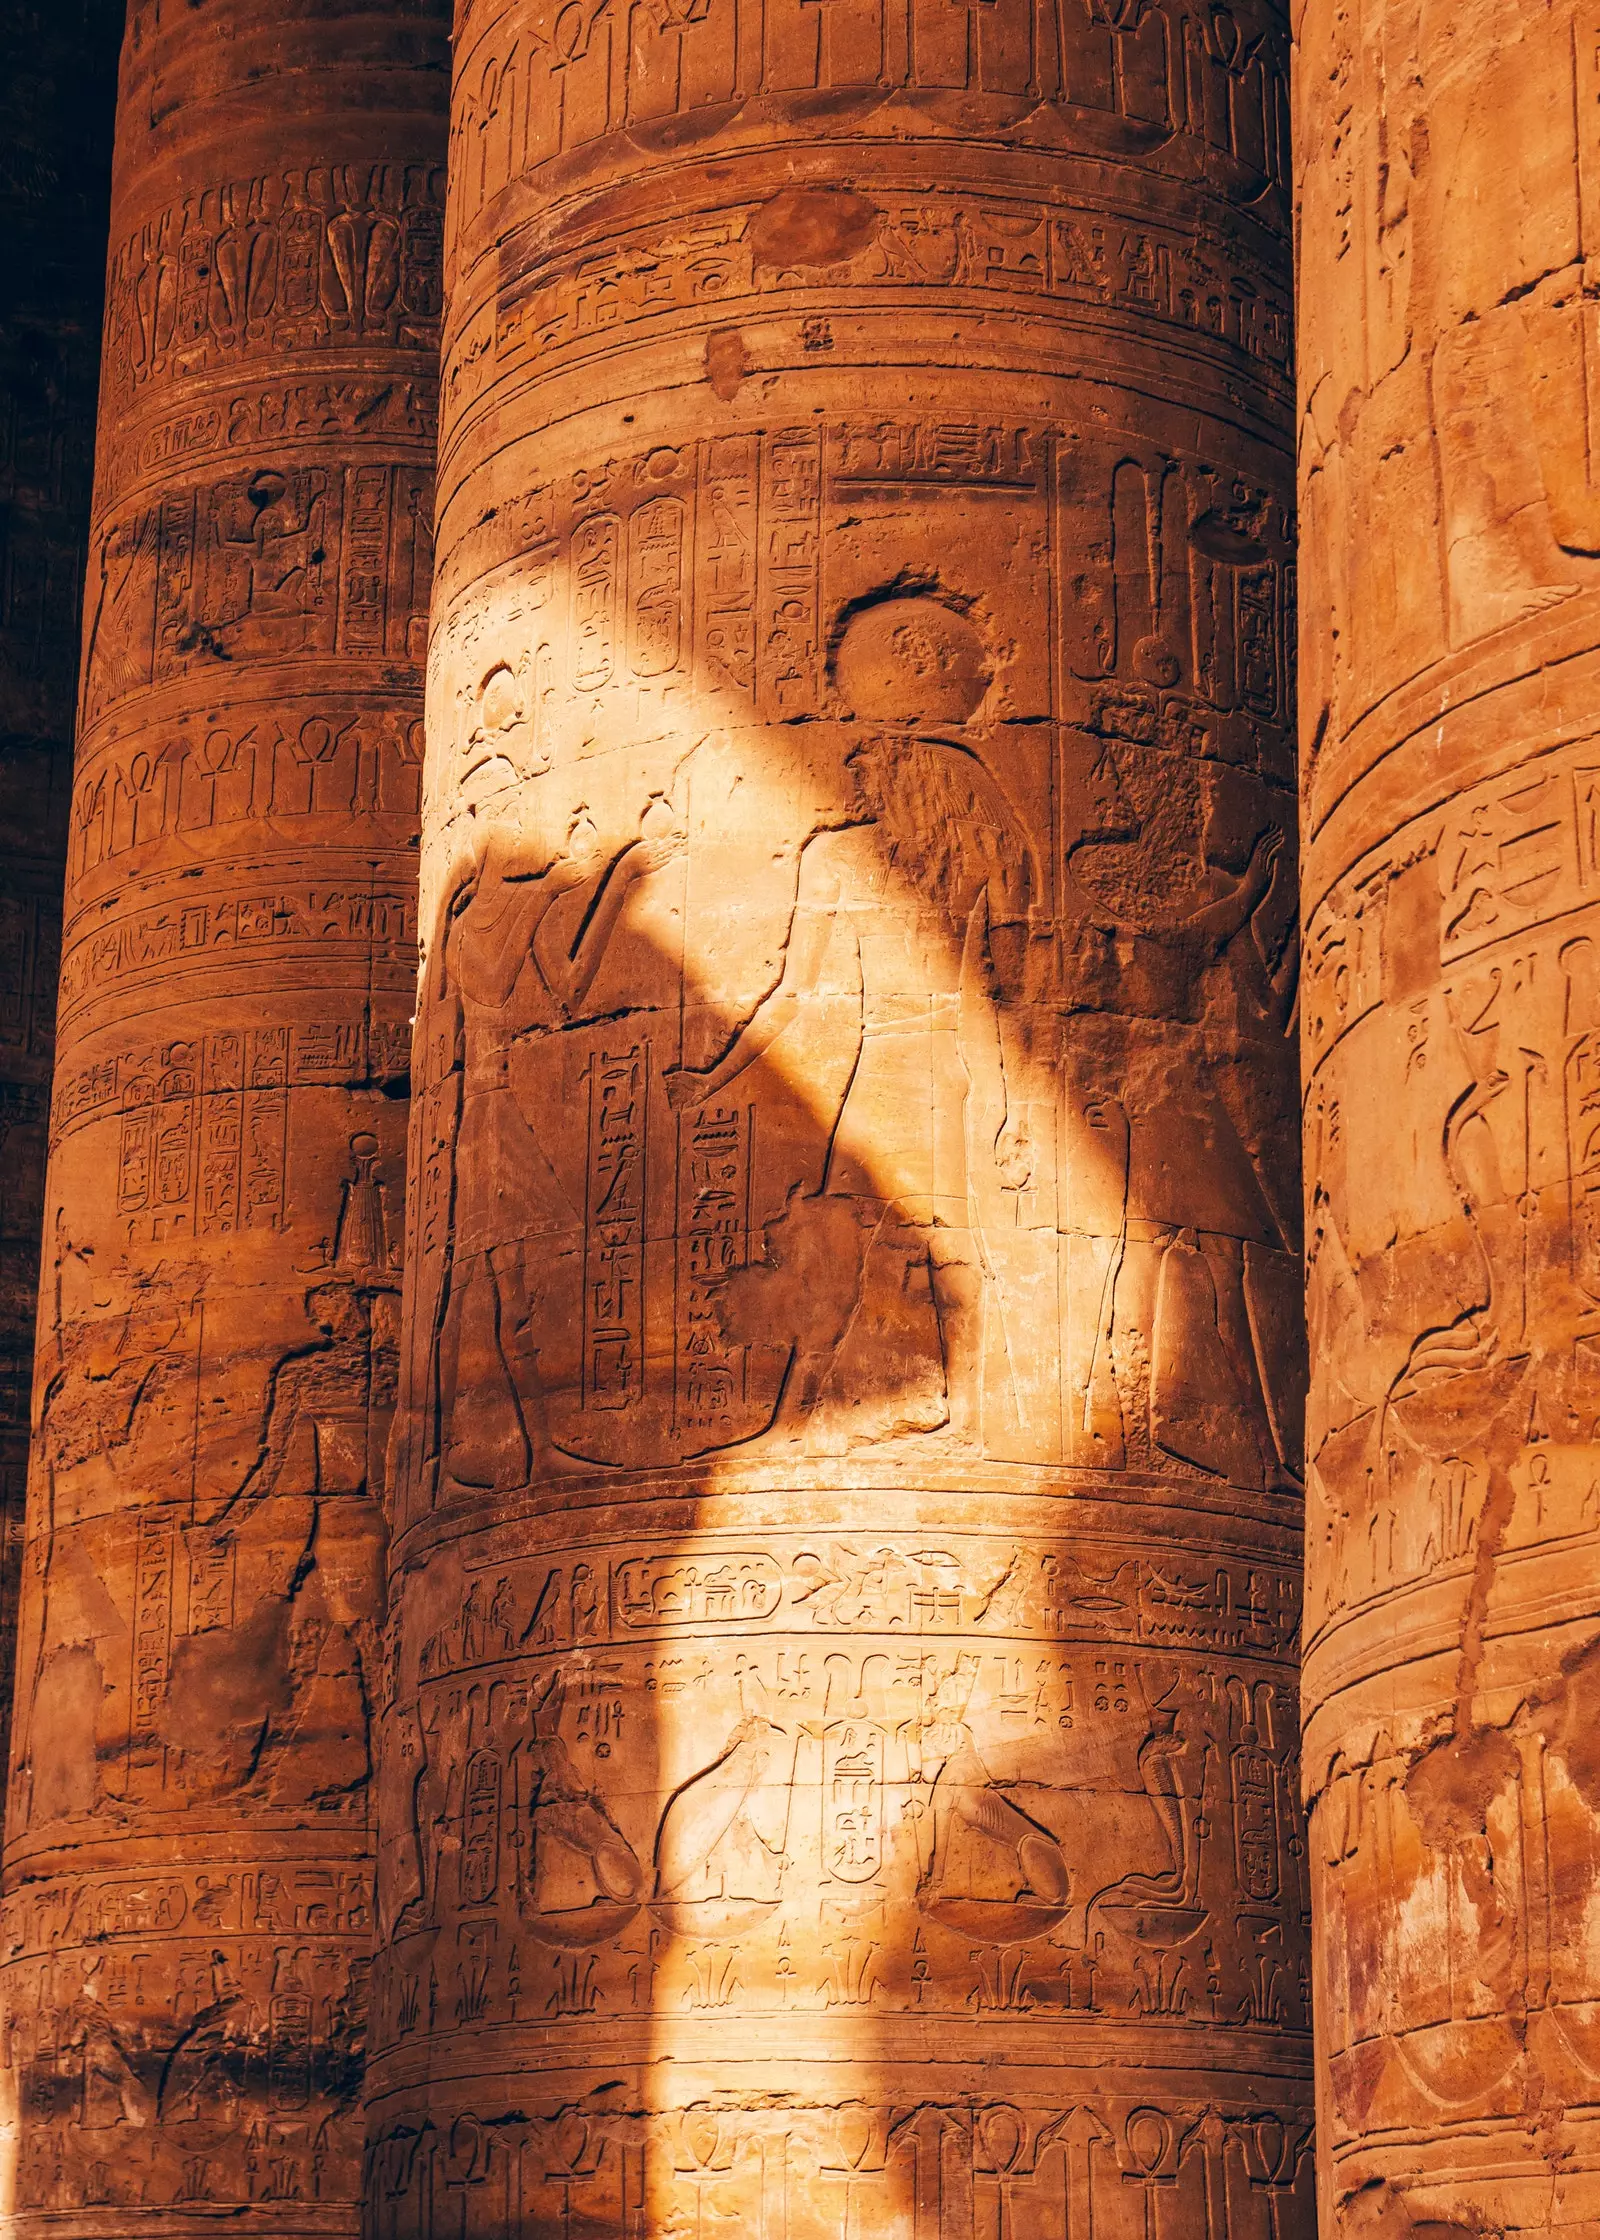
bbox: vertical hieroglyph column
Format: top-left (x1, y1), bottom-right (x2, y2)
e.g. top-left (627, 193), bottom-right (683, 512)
top-left (369, 1), bottom-right (1312, 2228)
top-left (0, 0), bottom-right (445, 2222)
top-left (0, 0), bottom-right (119, 1814)
top-left (1299, 2), bottom-right (1600, 2233)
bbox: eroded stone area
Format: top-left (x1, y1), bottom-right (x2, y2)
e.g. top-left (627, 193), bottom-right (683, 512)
top-left (0, 0), bottom-right (446, 2218)
top-left (369, 3), bottom-right (1313, 2230)
top-left (1299, 0), bottom-right (1600, 2228)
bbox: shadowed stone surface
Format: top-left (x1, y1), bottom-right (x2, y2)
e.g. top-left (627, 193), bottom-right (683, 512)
top-left (0, 0), bottom-right (446, 2219)
top-left (1299, 0), bottom-right (1600, 2230)
top-left (368, 3), bottom-right (1314, 2230)
top-left (0, 0), bottom-right (120, 1844)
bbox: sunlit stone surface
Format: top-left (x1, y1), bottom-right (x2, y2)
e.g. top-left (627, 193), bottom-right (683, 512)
top-left (369, 4), bottom-right (1314, 2228)
top-left (0, 0), bottom-right (445, 2218)
top-left (1298, 0), bottom-right (1600, 2230)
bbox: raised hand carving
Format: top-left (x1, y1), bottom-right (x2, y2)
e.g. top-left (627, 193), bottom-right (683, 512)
top-left (521, 1670), bottom-right (646, 1943)
top-left (222, 1282), bottom-right (392, 1519)
top-left (660, 732), bottom-right (1035, 1455)
top-left (376, 0), bottom-right (1306, 2208)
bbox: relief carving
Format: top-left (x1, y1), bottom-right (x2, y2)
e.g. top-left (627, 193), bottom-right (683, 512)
top-left (445, 0), bottom-right (1288, 236)
top-left (395, 432), bottom-right (1300, 1512)
top-left (101, 164), bottom-right (445, 412)
top-left (0, 0), bottom-right (445, 2221)
top-left (0, 0), bottom-right (120, 1896)
top-left (381, 0), bottom-right (1305, 2149)
top-left (1298, 0), bottom-right (1600, 2223)
top-left (479, 188), bottom-right (1291, 426)
top-left (80, 458), bottom-right (433, 728)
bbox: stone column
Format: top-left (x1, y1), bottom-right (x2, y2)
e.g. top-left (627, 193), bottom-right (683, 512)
top-left (0, 0), bottom-right (120, 1819)
top-left (1298, 2), bottom-right (1600, 2232)
top-left (370, 3), bottom-right (1312, 2229)
top-left (0, 0), bottom-right (445, 2220)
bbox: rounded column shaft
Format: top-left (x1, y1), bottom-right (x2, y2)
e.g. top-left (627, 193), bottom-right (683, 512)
top-left (0, 0), bottom-right (446, 2223)
top-left (1299, 0), bottom-right (1600, 2229)
top-left (0, 0), bottom-right (119, 1824)
top-left (372, 3), bottom-right (1313, 2230)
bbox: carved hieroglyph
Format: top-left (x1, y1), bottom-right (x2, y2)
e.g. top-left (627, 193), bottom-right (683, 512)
top-left (0, 0), bottom-right (119, 1833)
top-left (0, 0), bottom-right (446, 2221)
top-left (373, 4), bottom-right (1312, 2230)
top-left (1299, 1), bottom-right (1600, 2231)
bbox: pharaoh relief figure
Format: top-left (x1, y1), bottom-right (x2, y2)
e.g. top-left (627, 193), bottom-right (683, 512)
top-left (365, 0), bottom-right (1310, 2216)
top-left (398, 575), bottom-right (1301, 1497)
top-left (381, 313), bottom-right (1310, 2240)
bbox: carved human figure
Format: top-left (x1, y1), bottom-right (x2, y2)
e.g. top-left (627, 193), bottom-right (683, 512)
top-left (460, 1575), bottom-right (514, 1661)
top-left (71, 2008), bottom-right (147, 2131)
top-left (652, 1668), bottom-right (795, 1937)
top-left (522, 1671), bottom-right (646, 1943)
top-left (210, 467), bottom-right (325, 657)
top-left (1063, 738), bottom-right (1296, 1485)
top-left (388, 1696), bottom-right (459, 1937)
top-left (224, 1282), bottom-right (393, 1518)
top-left (414, 802), bottom-right (684, 1499)
top-left (81, 507), bottom-right (160, 723)
top-left (668, 731), bottom-right (1033, 1450)
top-left (915, 1668), bottom-right (1072, 1944)
top-left (380, 0), bottom-right (1306, 2202)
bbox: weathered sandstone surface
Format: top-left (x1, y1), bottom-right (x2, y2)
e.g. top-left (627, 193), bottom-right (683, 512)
top-left (0, 0), bottom-right (445, 2218)
top-left (1299, 0), bottom-right (1600, 2228)
top-left (368, 4), bottom-right (1314, 2230)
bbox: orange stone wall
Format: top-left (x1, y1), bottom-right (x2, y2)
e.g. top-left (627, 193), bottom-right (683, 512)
top-left (368, 3), bottom-right (1314, 2229)
top-left (0, 0), bottom-right (445, 2219)
top-left (0, 0), bottom-right (120, 1828)
top-left (1298, 1), bottom-right (1600, 2230)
